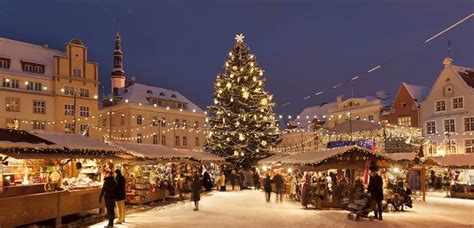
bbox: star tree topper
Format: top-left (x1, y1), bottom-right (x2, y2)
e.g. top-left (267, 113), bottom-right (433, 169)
top-left (235, 33), bottom-right (245, 43)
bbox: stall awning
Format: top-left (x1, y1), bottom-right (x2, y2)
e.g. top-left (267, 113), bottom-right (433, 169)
top-left (430, 154), bottom-right (474, 168)
top-left (385, 152), bottom-right (417, 161)
top-left (112, 142), bottom-right (190, 159)
top-left (187, 151), bottom-right (225, 162)
top-left (258, 153), bottom-right (291, 164)
top-left (279, 145), bottom-right (390, 166)
top-left (31, 130), bottom-right (118, 152)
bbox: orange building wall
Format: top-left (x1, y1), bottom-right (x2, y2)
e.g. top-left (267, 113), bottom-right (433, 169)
top-left (381, 84), bottom-right (420, 127)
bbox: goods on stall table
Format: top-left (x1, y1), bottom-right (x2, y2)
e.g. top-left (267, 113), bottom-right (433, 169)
top-left (61, 174), bottom-right (102, 190)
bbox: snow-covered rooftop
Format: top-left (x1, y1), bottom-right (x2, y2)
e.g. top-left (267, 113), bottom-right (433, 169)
top-left (0, 37), bottom-right (65, 78)
top-left (289, 102), bottom-right (336, 128)
top-left (402, 82), bottom-right (429, 102)
top-left (105, 82), bottom-right (204, 113)
top-left (31, 130), bottom-right (118, 152)
top-left (452, 65), bottom-right (474, 92)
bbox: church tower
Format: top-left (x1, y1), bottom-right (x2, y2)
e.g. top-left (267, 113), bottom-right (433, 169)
top-left (111, 27), bottom-right (126, 97)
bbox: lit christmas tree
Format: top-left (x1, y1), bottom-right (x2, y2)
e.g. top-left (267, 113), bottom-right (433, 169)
top-left (205, 34), bottom-right (280, 167)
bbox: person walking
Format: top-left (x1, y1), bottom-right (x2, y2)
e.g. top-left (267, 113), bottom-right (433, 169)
top-left (191, 172), bottom-right (201, 211)
top-left (263, 174), bottom-right (272, 202)
top-left (368, 169), bottom-right (384, 221)
top-left (273, 171), bottom-right (284, 203)
top-left (230, 169), bottom-right (237, 191)
top-left (114, 169), bottom-right (126, 224)
top-left (252, 170), bottom-right (260, 190)
top-left (239, 170), bottom-right (247, 190)
top-left (219, 171), bottom-right (226, 191)
top-left (99, 171), bottom-right (117, 227)
top-left (203, 170), bottom-right (212, 192)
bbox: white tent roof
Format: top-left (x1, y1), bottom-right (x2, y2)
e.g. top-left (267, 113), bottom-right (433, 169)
top-left (31, 130), bottom-right (118, 152)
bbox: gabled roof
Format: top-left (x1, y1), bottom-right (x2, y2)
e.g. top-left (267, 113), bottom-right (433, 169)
top-left (402, 82), bottom-right (429, 102)
top-left (289, 101), bottom-right (336, 128)
top-left (105, 82), bottom-right (204, 112)
top-left (452, 65), bottom-right (474, 92)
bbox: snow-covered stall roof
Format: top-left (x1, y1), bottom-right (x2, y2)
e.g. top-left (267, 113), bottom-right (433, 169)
top-left (279, 145), bottom-right (389, 166)
top-left (188, 152), bottom-right (225, 162)
top-left (112, 142), bottom-right (190, 159)
top-left (289, 102), bottom-right (336, 128)
top-left (31, 130), bottom-right (118, 152)
top-left (430, 154), bottom-right (474, 168)
top-left (104, 82), bottom-right (204, 112)
top-left (385, 152), bottom-right (417, 161)
top-left (327, 120), bottom-right (381, 134)
top-left (258, 153), bottom-right (291, 164)
top-left (0, 128), bottom-right (62, 152)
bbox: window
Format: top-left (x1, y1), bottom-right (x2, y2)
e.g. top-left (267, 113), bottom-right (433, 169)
top-left (5, 97), bottom-right (20, 112)
top-left (175, 136), bottom-right (180, 146)
top-left (80, 106), bottom-right (89, 117)
top-left (33, 121), bottom-right (45, 130)
top-left (397, 116), bottom-right (412, 127)
top-left (5, 118), bottom-right (20, 129)
top-left (22, 62), bottom-right (45, 74)
top-left (102, 117), bottom-right (107, 127)
top-left (161, 135), bottom-right (166, 145)
top-left (182, 120), bottom-right (187, 127)
top-left (152, 116), bottom-right (159, 126)
top-left (452, 97), bottom-right (463, 109)
top-left (426, 121), bottom-right (436, 134)
top-left (183, 136), bottom-right (187, 146)
top-left (465, 117), bottom-right (474, 131)
top-left (64, 86), bottom-right (75, 95)
top-left (136, 114), bottom-right (143, 125)
top-left (161, 118), bottom-right (166, 127)
top-left (368, 115), bottom-right (374, 121)
top-left (446, 139), bottom-right (457, 154)
top-left (444, 119), bottom-right (455, 133)
top-left (195, 137), bottom-right (200, 146)
top-left (153, 134), bottom-right (158, 144)
top-left (435, 100), bottom-right (446, 112)
top-left (194, 121), bottom-right (199, 129)
top-left (466, 139), bottom-right (474, 153)
top-left (34, 82), bottom-right (42, 91)
top-left (137, 134), bottom-right (143, 143)
top-left (121, 114), bottom-right (125, 125)
top-left (0, 58), bottom-right (10, 69)
top-left (64, 123), bottom-right (75, 134)
top-left (2, 78), bottom-right (18, 88)
top-left (80, 125), bottom-right (89, 137)
top-left (175, 119), bottom-right (180, 127)
top-left (79, 88), bottom-right (89, 97)
top-left (33, 101), bottom-right (46, 114)
top-left (73, 69), bottom-right (82, 77)
top-left (64, 104), bottom-right (75, 116)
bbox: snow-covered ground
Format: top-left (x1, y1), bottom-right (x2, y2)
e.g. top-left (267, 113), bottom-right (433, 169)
top-left (91, 190), bottom-right (474, 228)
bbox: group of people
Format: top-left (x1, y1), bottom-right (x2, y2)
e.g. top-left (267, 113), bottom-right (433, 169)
top-left (262, 171), bottom-right (284, 202)
top-left (99, 169), bottom-right (127, 227)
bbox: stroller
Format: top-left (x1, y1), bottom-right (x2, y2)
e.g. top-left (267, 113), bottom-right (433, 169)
top-left (347, 193), bottom-right (375, 221)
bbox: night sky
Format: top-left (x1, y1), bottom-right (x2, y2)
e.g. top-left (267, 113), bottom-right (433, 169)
top-left (1, 0), bottom-right (473, 117)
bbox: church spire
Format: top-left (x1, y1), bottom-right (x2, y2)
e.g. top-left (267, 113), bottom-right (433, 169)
top-left (111, 18), bottom-right (126, 97)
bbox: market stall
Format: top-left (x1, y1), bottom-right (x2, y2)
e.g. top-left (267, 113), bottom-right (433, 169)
top-left (430, 154), bottom-right (474, 199)
top-left (0, 129), bottom-right (120, 227)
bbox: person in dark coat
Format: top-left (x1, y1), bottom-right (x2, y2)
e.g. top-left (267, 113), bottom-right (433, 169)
top-left (252, 170), bottom-right (261, 190)
top-left (367, 170), bottom-right (384, 220)
top-left (230, 169), bottom-right (237, 191)
top-left (191, 172), bottom-right (201, 211)
top-left (100, 172), bottom-right (117, 227)
top-left (263, 174), bottom-right (272, 202)
top-left (273, 171), bottom-right (284, 202)
top-left (239, 170), bottom-right (247, 190)
top-left (203, 170), bottom-right (212, 192)
top-left (115, 169), bottom-right (126, 224)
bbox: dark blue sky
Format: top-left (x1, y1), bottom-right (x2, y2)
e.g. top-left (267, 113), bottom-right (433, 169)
top-left (1, 0), bottom-right (473, 117)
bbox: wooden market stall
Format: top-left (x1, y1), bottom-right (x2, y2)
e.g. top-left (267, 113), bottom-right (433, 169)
top-left (0, 129), bottom-right (121, 227)
top-left (430, 154), bottom-right (474, 199)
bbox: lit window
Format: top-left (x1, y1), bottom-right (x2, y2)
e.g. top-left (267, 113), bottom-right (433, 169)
top-left (2, 78), bottom-right (18, 88)
top-left (137, 134), bottom-right (142, 143)
top-left (397, 116), bottom-right (412, 126)
top-left (5, 97), bottom-right (20, 112)
top-left (444, 119), bottom-right (455, 132)
top-left (136, 114), bottom-right (143, 125)
top-left (79, 88), bottom-right (89, 97)
top-left (175, 119), bottom-right (180, 127)
top-left (152, 116), bottom-right (159, 126)
top-left (435, 100), bottom-right (446, 112)
top-left (33, 121), bottom-right (45, 130)
top-left (445, 139), bottom-right (457, 154)
top-left (452, 97), bottom-right (463, 109)
top-left (5, 118), bottom-right (19, 129)
top-left (33, 100), bottom-right (46, 114)
top-left (80, 125), bottom-right (89, 137)
top-left (161, 118), bottom-right (166, 127)
top-left (64, 123), bottom-right (75, 133)
top-left (73, 69), bottom-right (82, 77)
top-left (64, 86), bottom-right (75, 95)
top-left (426, 121), bottom-right (436, 134)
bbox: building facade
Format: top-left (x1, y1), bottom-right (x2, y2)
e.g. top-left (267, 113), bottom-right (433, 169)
top-left (421, 57), bottom-right (474, 156)
top-left (99, 32), bottom-right (206, 150)
top-left (0, 37), bottom-right (99, 137)
top-left (326, 96), bottom-right (386, 128)
top-left (381, 82), bottom-right (429, 127)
